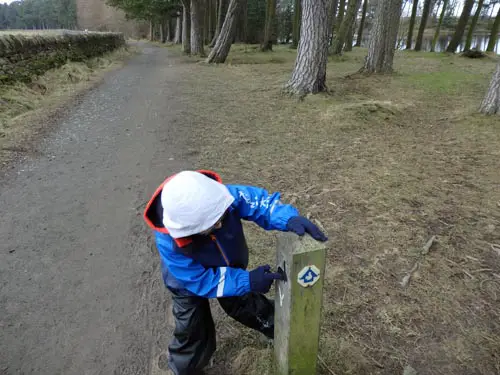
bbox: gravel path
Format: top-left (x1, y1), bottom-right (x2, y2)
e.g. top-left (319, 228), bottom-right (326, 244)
top-left (0, 43), bottom-right (192, 375)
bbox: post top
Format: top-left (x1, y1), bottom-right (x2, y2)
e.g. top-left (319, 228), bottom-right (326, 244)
top-left (277, 232), bottom-right (327, 255)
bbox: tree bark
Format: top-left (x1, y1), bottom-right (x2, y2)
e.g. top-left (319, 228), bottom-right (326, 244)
top-left (191, 0), bottom-right (206, 56)
top-left (334, 0), bottom-right (346, 35)
top-left (329, 0), bottom-right (339, 43)
top-left (204, 0), bottom-right (210, 44)
top-left (284, 0), bottom-right (330, 95)
top-left (261, 0), bottom-right (277, 51)
top-left (291, 0), bottom-right (302, 48)
top-left (208, 0), bottom-right (216, 43)
top-left (238, 0), bottom-right (248, 43)
top-left (362, 0), bottom-right (403, 73)
top-left (175, 16), bottom-right (182, 44)
top-left (446, 0), bottom-right (474, 52)
top-left (182, 2), bottom-right (191, 54)
top-left (464, 0), bottom-right (484, 50)
top-left (406, 0), bottom-right (419, 49)
top-left (207, 0), bottom-right (241, 63)
top-left (149, 20), bottom-right (154, 41)
top-left (487, 7), bottom-right (500, 52)
top-left (355, 0), bottom-right (368, 46)
top-left (479, 60), bottom-right (500, 115)
top-left (332, 0), bottom-right (361, 54)
top-left (210, 0), bottom-right (226, 46)
top-left (415, 0), bottom-right (432, 50)
top-left (344, 19), bottom-right (356, 51)
top-left (430, 0), bottom-right (447, 51)
top-left (160, 20), bottom-right (166, 43)
top-left (167, 18), bottom-right (173, 42)
top-left (346, 0), bottom-right (363, 51)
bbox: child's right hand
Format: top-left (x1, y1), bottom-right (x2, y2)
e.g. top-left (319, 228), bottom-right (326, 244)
top-left (249, 265), bottom-right (283, 294)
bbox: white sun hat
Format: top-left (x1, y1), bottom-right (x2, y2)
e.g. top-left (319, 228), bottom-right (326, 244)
top-left (160, 171), bottom-right (235, 238)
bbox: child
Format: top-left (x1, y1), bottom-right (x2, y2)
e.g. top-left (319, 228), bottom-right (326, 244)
top-left (144, 170), bottom-right (327, 375)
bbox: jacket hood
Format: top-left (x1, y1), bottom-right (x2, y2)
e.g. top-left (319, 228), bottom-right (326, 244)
top-left (143, 170), bottom-right (230, 247)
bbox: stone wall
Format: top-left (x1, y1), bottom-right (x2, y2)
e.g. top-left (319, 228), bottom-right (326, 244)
top-left (0, 31), bottom-right (125, 84)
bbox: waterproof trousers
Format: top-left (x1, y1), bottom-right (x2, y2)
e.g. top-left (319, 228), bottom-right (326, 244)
top-left (167, 290), bottom-right (275, 375)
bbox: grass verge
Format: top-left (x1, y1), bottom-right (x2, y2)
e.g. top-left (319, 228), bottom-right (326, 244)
top-left (168, 44), bottom-right (500, 375)
top-left (0, 45), bottom-right (137, 167)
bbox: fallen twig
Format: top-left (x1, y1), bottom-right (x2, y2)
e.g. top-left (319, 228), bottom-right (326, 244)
top-left (317, 355), bottom-right (338, 375)
top-left (401, 236), bottom-right (437, 288)
top-left (341, 287), bottom-right (347, 304)
top-left (446, 258), bottom-right (460, 266)
top-left (472, 268), bottom-right (494, 273)
top-left (421, 236), bottom-right (437, 255)
top-left (465, 255), bottom-right (480, 262)
top-left (367, 354), bottom-right (385, 369)
top-left (400, 262), bottom-right (419, 287)
top-left (462, 270), bottom-right (475, 279)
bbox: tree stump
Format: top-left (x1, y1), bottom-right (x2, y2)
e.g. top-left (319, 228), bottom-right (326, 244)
top-left (461, 49), bottom-right (486, 58)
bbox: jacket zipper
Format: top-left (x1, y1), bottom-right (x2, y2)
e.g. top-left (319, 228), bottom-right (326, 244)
top-left (210, 234), bottom-right (230, 266)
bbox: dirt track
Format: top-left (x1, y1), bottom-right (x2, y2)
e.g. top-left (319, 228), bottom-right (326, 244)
top-left (0, 43), bottom-right (191, 375)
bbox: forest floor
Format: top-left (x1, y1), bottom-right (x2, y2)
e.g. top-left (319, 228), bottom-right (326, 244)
top-left (167, 45), bottom-right (500, 375)
top-left (1, 42), bottom-right (499, 375)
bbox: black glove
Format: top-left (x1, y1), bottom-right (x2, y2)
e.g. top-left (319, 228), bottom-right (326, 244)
top-left (287, 216), bottom-right (328, 242)
top-left (249, 265), bottom-right (283, 294)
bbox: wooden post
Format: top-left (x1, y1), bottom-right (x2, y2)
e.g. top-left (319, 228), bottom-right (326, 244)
top-left (274, 232), bottom-right (327, 375)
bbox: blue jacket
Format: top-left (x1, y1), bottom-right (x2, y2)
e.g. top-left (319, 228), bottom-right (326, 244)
top-left (143, 170), bottom-right (298, 298)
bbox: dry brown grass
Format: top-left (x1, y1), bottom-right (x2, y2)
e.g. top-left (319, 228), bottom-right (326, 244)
top-left (173, 45), bottom-right (500, 375)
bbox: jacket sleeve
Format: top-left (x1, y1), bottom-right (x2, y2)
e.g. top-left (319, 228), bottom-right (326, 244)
top-left (156, 233), bottom-right (251, 298)
top-left (225, 184), bottom-right (299, 231)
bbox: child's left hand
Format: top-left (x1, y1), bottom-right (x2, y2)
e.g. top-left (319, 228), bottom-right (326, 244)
top-left (286, 216), bottom-right (328, 242)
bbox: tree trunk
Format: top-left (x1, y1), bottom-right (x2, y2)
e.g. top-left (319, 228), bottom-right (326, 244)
top-left (261, 0), bottom-right (277, 51)
top-left (149, 20), bottom-right (154, 41)
top-left (464, 0), bottom-right (484, 50)
top-left (479, 60), bottom-right (500, 114)
top-left (191, 0), bottom-right (206, 56)
top-left (239, 0), bottom-right (248, 43)
top-left (406, 0), bottom-right (419, 49)
top-left (208, 0), bottom-right (216, 43)
top-left (430, 0), bottom-right (447, 51)
top-left (344, 21), bottom-right (355, 51)
top-left (355, 0), bottom-right (368, 46)
top-left (345, 0), bottom-right (363, 51)
top-left (167, 19), bottom-right (173, 42)
top-left (204, 0), bottom-right (210, 44)
top-left (446, 0), bottom-right (475, 52)
top-left (207, 0), bottom-right (241, 63)
top-left (487, 7), bottom-right (500, 52)
top-left (284, 0), bottom-right (330, 95)
top-left (362, 0), bottom-right (403, 73)
top-left (332, 0), bottom-right (361, 54)
top-left (291, 0), bottom-right (302, 48)
top-left (160, 20), bottom-right (166, 43)
top-left (175, 16), bottom-right (182, 44)
top-left (329, 0), bottom-right (339, 42)
top-left (334, 0), bottom-right (345, 35)
top-left (210, 0), bottom-right (227, 47)
top-left (415, 0), bottom-right (432, 50)
top-left (182, 2), bottom-right (191, 54)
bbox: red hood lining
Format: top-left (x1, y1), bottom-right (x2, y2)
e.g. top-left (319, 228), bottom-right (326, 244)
top-left (143, 170), bottom-right (222, 247)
